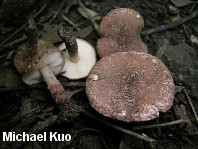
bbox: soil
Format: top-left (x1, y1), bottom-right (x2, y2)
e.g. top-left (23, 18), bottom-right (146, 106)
top-left (0, 0), bottom-right (198, 149)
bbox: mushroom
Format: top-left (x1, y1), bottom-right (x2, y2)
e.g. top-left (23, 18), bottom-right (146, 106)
top-left (14, 20), bottom-right (80, 122)
top-left (167, 5), bottom-right (181, 22)
top-left (97, 8), bottom-right (148, 58)
top-left (57, 26), bottom-right (96, 80)
top-left (14, 20), bottom-right (66, 102)
top-left (86, 51), bottom-right (175, 122)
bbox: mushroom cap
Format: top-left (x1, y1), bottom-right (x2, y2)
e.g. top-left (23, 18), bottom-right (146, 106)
top-left (14, 40), bottom-right (65, 85)
top-left (58, 38), bottom-right (96, 80)
top-left (97, 8), bottom-right (148, 58)
top-left (86, 51), bottom-right (175, 122)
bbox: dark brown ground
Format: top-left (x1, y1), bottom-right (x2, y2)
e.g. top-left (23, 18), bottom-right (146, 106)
top-left (0, 0), bottom-right (198, 149)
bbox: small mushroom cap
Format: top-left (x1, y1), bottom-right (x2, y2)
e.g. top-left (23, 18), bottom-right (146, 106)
top-left (14, 40), bottom-right (65, 85)
top-left (58, 38), bottom-right (96, 80)
top-left (86, 51), bottom-right (175, 122)
top-left (97, 8), bottom-right (147, 58)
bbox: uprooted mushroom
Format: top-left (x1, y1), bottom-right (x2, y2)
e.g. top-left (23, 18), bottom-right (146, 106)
top-left (14, 19), bottom-right (80, 122)
top-left (97, 8), bottom-right (148, 58)
top-left (86, 51), bottom-right (175, 122)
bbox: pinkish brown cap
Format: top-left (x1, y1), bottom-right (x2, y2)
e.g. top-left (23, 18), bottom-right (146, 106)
top-left (86, 51), bottom-right (175, 122)
top-left (14, 40), bottom-right (65, 85)
top-left (97, 8), bottom-right (148, 58)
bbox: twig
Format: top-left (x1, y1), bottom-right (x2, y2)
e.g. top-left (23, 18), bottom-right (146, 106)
top-left (182, 24), bottom-right (190, 40)
top-left (61, 81), bottom-right (86, 87)
top-left (0, 36), bottom-right (26, 49)
top-left (49, 0), bottom-right (66, 24)
top-left (0, 3), bottom-right (48, 46)
top-left (155, 118), bottom-right (161, 136)
top-left (183, 88), bottom-right (198, 124)
top-left (0, 52), bottom-right (10, 60)
top-left (0, 81), bottom-right (86, 92)
top-left (75, 15), bottom-right (101, 29)
top-left (190, 2), bottom-right (197, 14)
top-left (155, 0), bottom-right (169, 6)
top-left (182, 135), bottom-right (198, 149)
top-left (0, 86), bottom-right (43, 92)
top-left (62, 15), bottom-right (80, 30)
top-left (186, 132), bottom-right (198, 136)
top-left (78, 0), bottom-right (99, 34)
top-left (132, 119), bottom-right (190, 130)
top-left (141, 10), bottom-right (198, 35)
top-left (0, 37), bottom-right (26, 60)
top-left (82, 110), bottom-right (156, 142)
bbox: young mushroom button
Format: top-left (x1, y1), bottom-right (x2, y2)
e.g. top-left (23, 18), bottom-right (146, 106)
top-left (57, 26), bottom-right (96, 80)
top-left (97, 8), bottom-right (148, 58)
top-left (86, 51), bottom-right (175, 122)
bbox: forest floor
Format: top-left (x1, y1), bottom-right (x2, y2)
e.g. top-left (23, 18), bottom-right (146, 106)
top-left (0, 0), bottom-right (198, 149)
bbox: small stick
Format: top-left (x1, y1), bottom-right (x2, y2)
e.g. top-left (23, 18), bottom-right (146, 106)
top-left (132, 119), bottom-right (190, 130)
top-left (155, 118), bottom-right (161, 136)
top-left (0, 36), bottom-right (26, 49)
top-left (0, 86), bottom-right (42, 92)
top-left (0, 51), bottom-right (11, 59)
top-left (156, 0), bottom-right (169, 6)
top-left (0, 81), bottom-right (86, 92)
top-left (78, 0), bottom-right (99, 34)
top-left (82, 110), bottom-right (155, 142)
top-left (61, 81), bottom-right (86, 87)
top-left (49, 0), bottom-right (66, 24)
top-left (0, 3), bottom-right (48, 46)
top-left (186, 132), bottom-right (198, 136)
top-left (74, 15), bottom-right (101, 29)
top-left (182, 24), bottom-right (190, 40)
top-left (62, 15), bottom-right (80, 30)
top-left (183, 88), bottom-right (198, 124)
top-left (141, 10), bottom-right (198, 35)
top-left (190, 2), bottom-right (197, 14)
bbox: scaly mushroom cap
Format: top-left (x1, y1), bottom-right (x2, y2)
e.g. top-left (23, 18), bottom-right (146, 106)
top-left (58, 38), bottom-right (96, 80)
top-left (86, 51), bottom-right (175, 122)
top-left (97, 8), bottom-right (148, 58)
top-left (14, 40), bottom-right (65, 85)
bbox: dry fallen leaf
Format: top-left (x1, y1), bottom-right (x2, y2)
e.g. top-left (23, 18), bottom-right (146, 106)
top-left (65, 0), bottom-right (79, 13)
top-left (41, 24), bottom-right (62, 43)
top-left (156, 40), bottom-right (198, 98)
top-left (170, 0), bottom-right (194, 7)
top-left (74, 25), bottom-right (93, 38)
top-left (0, 66), bottom-right (21, 87)
top-left (77, 7), bottom-right (102, 20)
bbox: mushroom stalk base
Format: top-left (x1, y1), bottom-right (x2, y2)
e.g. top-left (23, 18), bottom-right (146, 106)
top-left (39, 65), bottom-right (67, 103)
top-left (70, 54), bottom-right (80, 63)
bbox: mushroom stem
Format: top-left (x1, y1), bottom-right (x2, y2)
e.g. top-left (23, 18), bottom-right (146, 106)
top-left (25, 19), bottom-right (38, 55)
top-left (57, 26), bottom-right (79, 63)
top-left (39, 65), bottom-right (67, 103)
